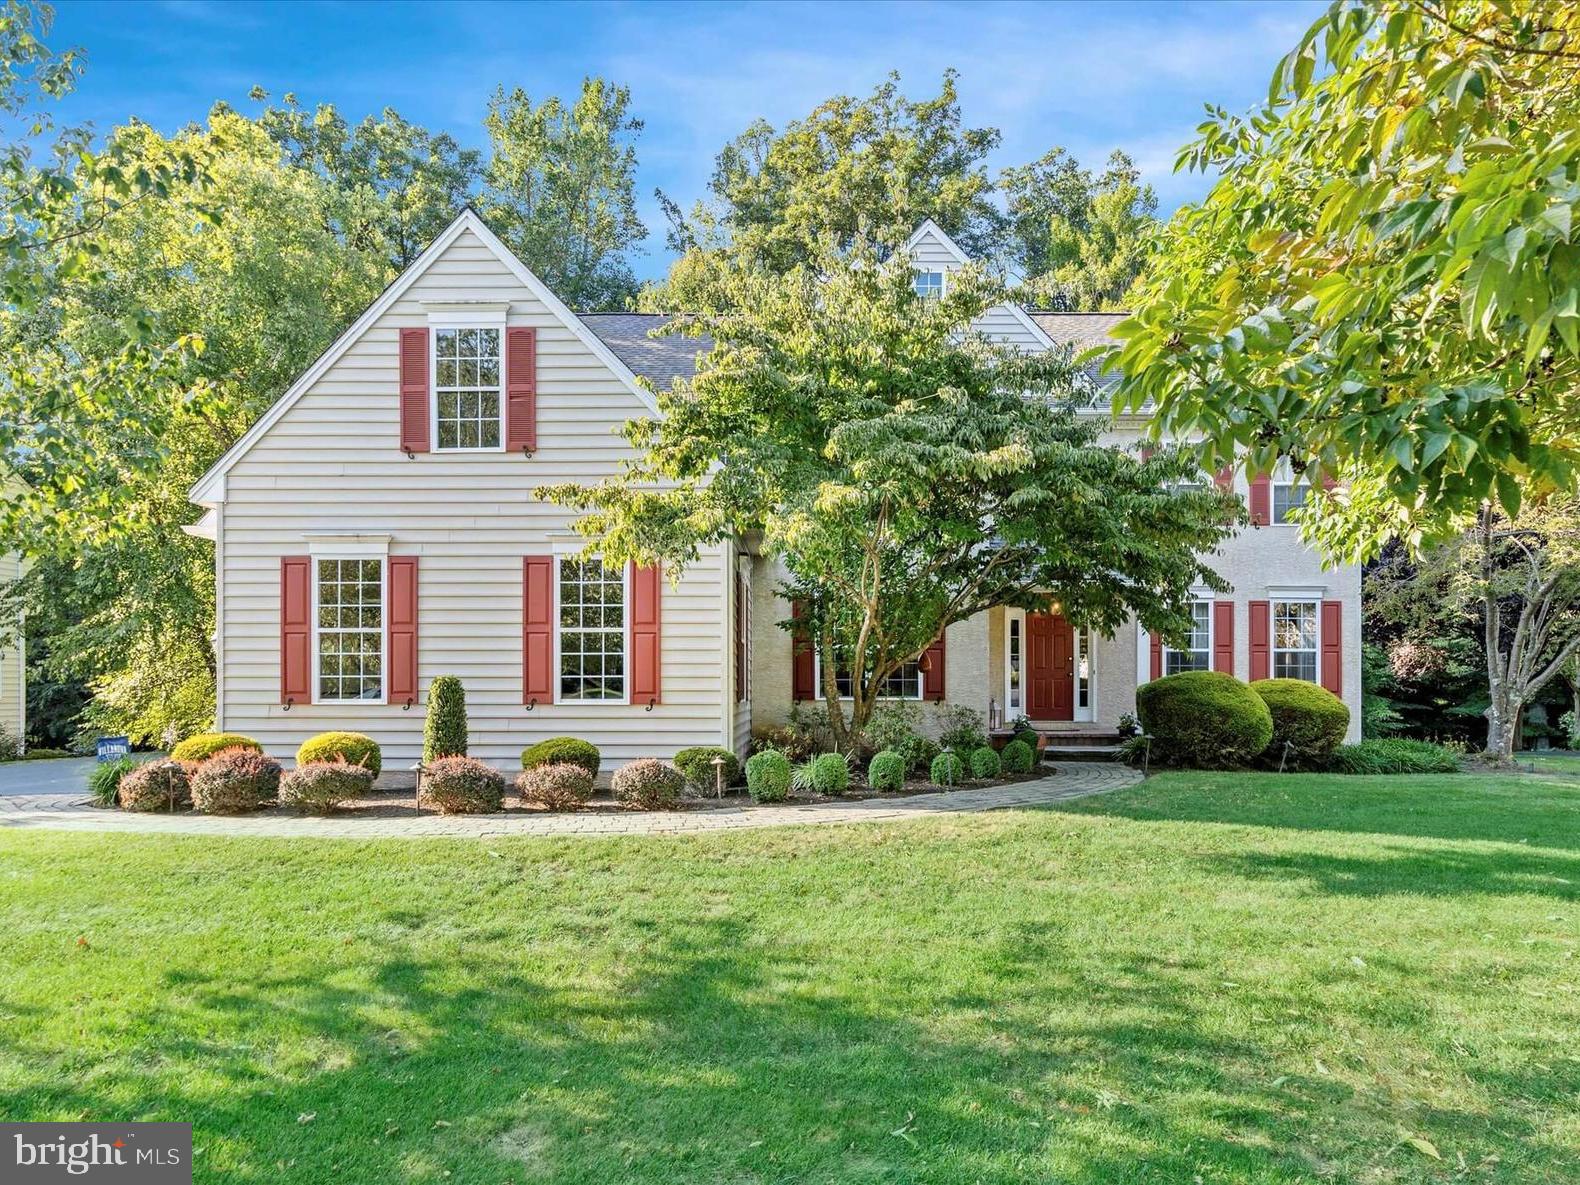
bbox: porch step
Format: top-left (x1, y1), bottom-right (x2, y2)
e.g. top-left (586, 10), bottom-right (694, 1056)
top-left (1037, 731), bottom-right (1124, 748)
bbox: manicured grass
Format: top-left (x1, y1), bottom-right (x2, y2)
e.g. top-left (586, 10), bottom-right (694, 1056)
top-left (2, 771), bottom-right (1577, 1183)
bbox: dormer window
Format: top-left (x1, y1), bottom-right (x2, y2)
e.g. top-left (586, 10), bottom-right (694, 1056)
top-left (434, 327), bottom-right (503, 451)
top-left (913, 270), bottom-right (944, 299)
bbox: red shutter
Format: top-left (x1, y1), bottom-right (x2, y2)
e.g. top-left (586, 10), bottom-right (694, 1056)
top-left (630, 562), bottom-right (662, 706)
top-left (1214, 466), bottom-right (1234, 490)
top-left (387, 557), bottom-right (419, 706)
top-left (1321, 600), bottom-right (1343, 695)
top-left (399, 327), bottom-right (429, 454)
top-left (922, 632), bottom-right (946, 700)
top-left (1148, 629), bottom-right (1162, 680)
top-left (280, 556), bottom-right (312, 705)
top-left (1213, 600), bottom-right (1234, 674)
top-left (505, 326), bottom-right (537, 452)
top-left (791, 600), bottom-right (815, 700)
top-left (1249, 600), bottom-right (1271, 681)
top-left (1249, 474), bottom-right (1271, 525)
top-left (522, 556), bottom-right (554, 705)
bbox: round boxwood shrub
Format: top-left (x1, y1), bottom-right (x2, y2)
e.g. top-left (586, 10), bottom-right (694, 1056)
top-left (191, 749), bottom-right (281, 814)
top-left (1136, 671), bottom-right (1273, 769)
top-left (423, 675), bottom-right (468, 762)
top-left (673, 746), bottom-right (742, 791)
top-left (279, 760), bottom-right (374, 814)
top-left (1012, 727), bottom-right (1039, 752)
top-left (1001, 739), bottom-right (1034, 774)
top-left (612, 758), bottom-right (685, 809)
top-left (118, 759), bottom-right (192, 812)
top-left (930, 751), bottom-right (966, 787)
top-left (809, 752), bottom-right (850, 796)
top-left (969, 745), bottom-right (1003, 779)
top-left (521, 737), bottom-right (600, 778)
top-left (867, 750), bottom-right (906, 792)
top-left (745, 750), bottom-right (791, 802)
top-left (298, 731), bottom-right (382, 778)
top-left (1250, 678), bottom-right (1351, 767)
top-left (420, 756), bottom-right (505, 814)
top-left (516, 762), bottom-right (595, 810)
top-left (169, 732), bottom-right (262, 763)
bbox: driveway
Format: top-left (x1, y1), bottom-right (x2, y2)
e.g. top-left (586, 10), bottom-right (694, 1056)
top-left (0, 754), bottom-right (158, 800)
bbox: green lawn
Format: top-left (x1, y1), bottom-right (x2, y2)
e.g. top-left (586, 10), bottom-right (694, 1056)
top-left (2, 771), bottom-right (1577, 1183)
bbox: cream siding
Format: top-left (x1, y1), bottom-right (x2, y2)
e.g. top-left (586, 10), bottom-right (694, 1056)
top-left (0, 552), bottom-right (23, 747)
top-left (905, 224), bottom-right (1049, 353)
top-left (213, 227), bottom-right (728, 768)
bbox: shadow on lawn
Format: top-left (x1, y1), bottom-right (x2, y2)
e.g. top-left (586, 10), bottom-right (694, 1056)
top-left (3, 910), bottom-right (1566, 1184)
top-left (1053, 770), bottom-right (1580, 851)
top-left (1208, 844), bottom-right (1580, 901)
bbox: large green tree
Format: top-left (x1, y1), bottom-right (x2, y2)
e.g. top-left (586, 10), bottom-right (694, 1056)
top-left (1109, 0), bottom-right (1580, 560)
top-left (481, 78), bottom-right (647, 310)
top-left (545, 247), bottom-right (1237, 745)
top-left (644, 71), bottom-right (1001, 312)
top-left (999, 148), bottom-right (1157, 311)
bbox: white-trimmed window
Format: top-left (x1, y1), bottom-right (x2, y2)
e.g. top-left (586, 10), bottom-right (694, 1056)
top-left (315, 558), bottom-right (384, 702)
top-left (1272, 600), bottom-right (1319, 681)
top-left (1272, 479), bottom-right (1308, 525)
top-left (558, 557), bottom-right (626, 702)
top-left (814, 654), bottom-right (924, 700)
top-left (434, 327), bottom-right (502, 450)
top-left (1005, 614), bottom-right (1023, 714)
top-left (913, 270), bottom-right (944, 299)
top-left (1164, 599), bottom-right (1212, 675)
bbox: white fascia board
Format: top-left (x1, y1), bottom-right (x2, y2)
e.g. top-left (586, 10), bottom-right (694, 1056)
top-left (903, 220), bottom-right (1058, 352)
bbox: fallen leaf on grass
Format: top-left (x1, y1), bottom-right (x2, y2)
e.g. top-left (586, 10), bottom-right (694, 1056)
top-left (1404, 1135), bottom-right (1442, 1160)
top-left (296, 1113), bottom-right (315, 1125)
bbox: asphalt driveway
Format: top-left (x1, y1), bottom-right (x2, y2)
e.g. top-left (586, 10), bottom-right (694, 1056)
top-left (0, 755), bottom-right (155, 797)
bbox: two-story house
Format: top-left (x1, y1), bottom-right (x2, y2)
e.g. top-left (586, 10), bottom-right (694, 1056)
top-left (186, 208), bottom-right (1360, 769)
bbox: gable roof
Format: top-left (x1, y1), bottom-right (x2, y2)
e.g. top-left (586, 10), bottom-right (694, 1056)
top-left (187, 207), bottom-right (661, 507)
top-left (580, 314), bottom-right (713, 390)
top-left (900, 219), bottom-right (1058, 352)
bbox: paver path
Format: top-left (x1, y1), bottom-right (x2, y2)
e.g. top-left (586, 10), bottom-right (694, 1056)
top-left (0, 762), bottom-right (1138, 839)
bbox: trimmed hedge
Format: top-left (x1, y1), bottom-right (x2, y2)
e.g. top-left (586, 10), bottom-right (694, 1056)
top-left (809, 752), bottom-right (850, 796)
top-left (118, 759), bottom-right (191, 812)
top-left (612, 759), bottom-right (684, 809)
top-left (1137, 671), bottom-right (1273, 769)
top-left (1329, 738), bottom-right (1462, 775)
top-left (745, 751), bottom-right (791, 802)
top-left (867, 750), bottom-right (906, 793)
top-left (421, 756), bottom-right (505, 814)
top-left (930, 751), bottom-right (966, 787)
top-left (1251, 678), bottom-right (1350, 767)
top-left (969, 746), bottom-right (1002, 779)
top-left (191, 749), bottom-right (281, 814)
top-left (1001, 739), bottom-right (1034, 774)
top-left (280, 760), bottom-right (374, 814)
top-left (1012, 727), bottom-right (1040, 752)
top-left (298, 731), bottom-right (382, 778)
top-left (423, 676), bottom-right (468, 762)
top-left (521, 737), bottom-right (600, 778)
top-left (673, 746), bottom-right (742, 791)
top-left (516, 762), bottom-right (595, 810)
top-left (170, 733), bottom-right (262, 763)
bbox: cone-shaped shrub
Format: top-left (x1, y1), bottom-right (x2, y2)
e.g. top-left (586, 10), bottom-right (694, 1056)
top-left (423, 676), bottom-right (468, 762)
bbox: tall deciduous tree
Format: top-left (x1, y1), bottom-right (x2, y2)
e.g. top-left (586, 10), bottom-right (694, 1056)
top-left (644, 71), bottom-right (1001, 312)
top-left (1109, 0), bottom-right (1580, 560)
top-left (1000, 148), bottom-right (1157, 311)
top-left (481, 78), bottom-right (646, 310)
top-left (544, 247), bottom-right (1237, 744)
top-left (1369, 496), bottom-right (1580, 760)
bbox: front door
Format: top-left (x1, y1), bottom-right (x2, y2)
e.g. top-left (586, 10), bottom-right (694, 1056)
top-left (1026, 612), bottom-right (1075, 720)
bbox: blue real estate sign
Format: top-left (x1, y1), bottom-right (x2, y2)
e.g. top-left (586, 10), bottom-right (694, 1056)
top-left (96, 736), bottom-right (130, 763)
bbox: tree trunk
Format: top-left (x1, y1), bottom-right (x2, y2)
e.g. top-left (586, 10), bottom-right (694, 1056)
top-left (1485, 684), bottom-right (1520, 762)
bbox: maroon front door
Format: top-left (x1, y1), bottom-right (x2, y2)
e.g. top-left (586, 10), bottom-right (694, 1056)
top-left (1026, 612), bottom-right (1075, 720)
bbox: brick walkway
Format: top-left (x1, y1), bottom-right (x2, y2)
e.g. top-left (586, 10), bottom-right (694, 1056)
top-left (0, 762), bottom-right (1139, 840)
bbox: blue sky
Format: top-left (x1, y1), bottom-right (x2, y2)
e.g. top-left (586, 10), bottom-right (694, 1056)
top-left (51, 0), bottom-right (1321, 280)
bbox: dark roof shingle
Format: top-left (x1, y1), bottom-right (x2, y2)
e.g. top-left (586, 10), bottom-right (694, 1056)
top-left (579, 313), bottom-right (712, 389)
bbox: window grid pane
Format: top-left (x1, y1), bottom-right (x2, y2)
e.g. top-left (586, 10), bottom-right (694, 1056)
top-left (316, 558), bottom-right (382, 701)
top-left (1164, 600), bottom-right (1212, 675)
top-left (1272, 601), bottom-right (1318, 682)
top-left (821, 658), bottom-right (924, 700)
top-left (434, 327), bottom-right (501, 450)
top-left (913, 271), bottom-right (944, 299)
top-left (1273, 482), bottom-right (1308, 525)
top-left (559, 558), bottom-right (626, 701)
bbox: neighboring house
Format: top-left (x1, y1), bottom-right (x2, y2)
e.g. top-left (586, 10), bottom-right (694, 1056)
top-left (187, 208), bottom-right (1360, 770)
top-left (0, 549), bottom-right (23, 751)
